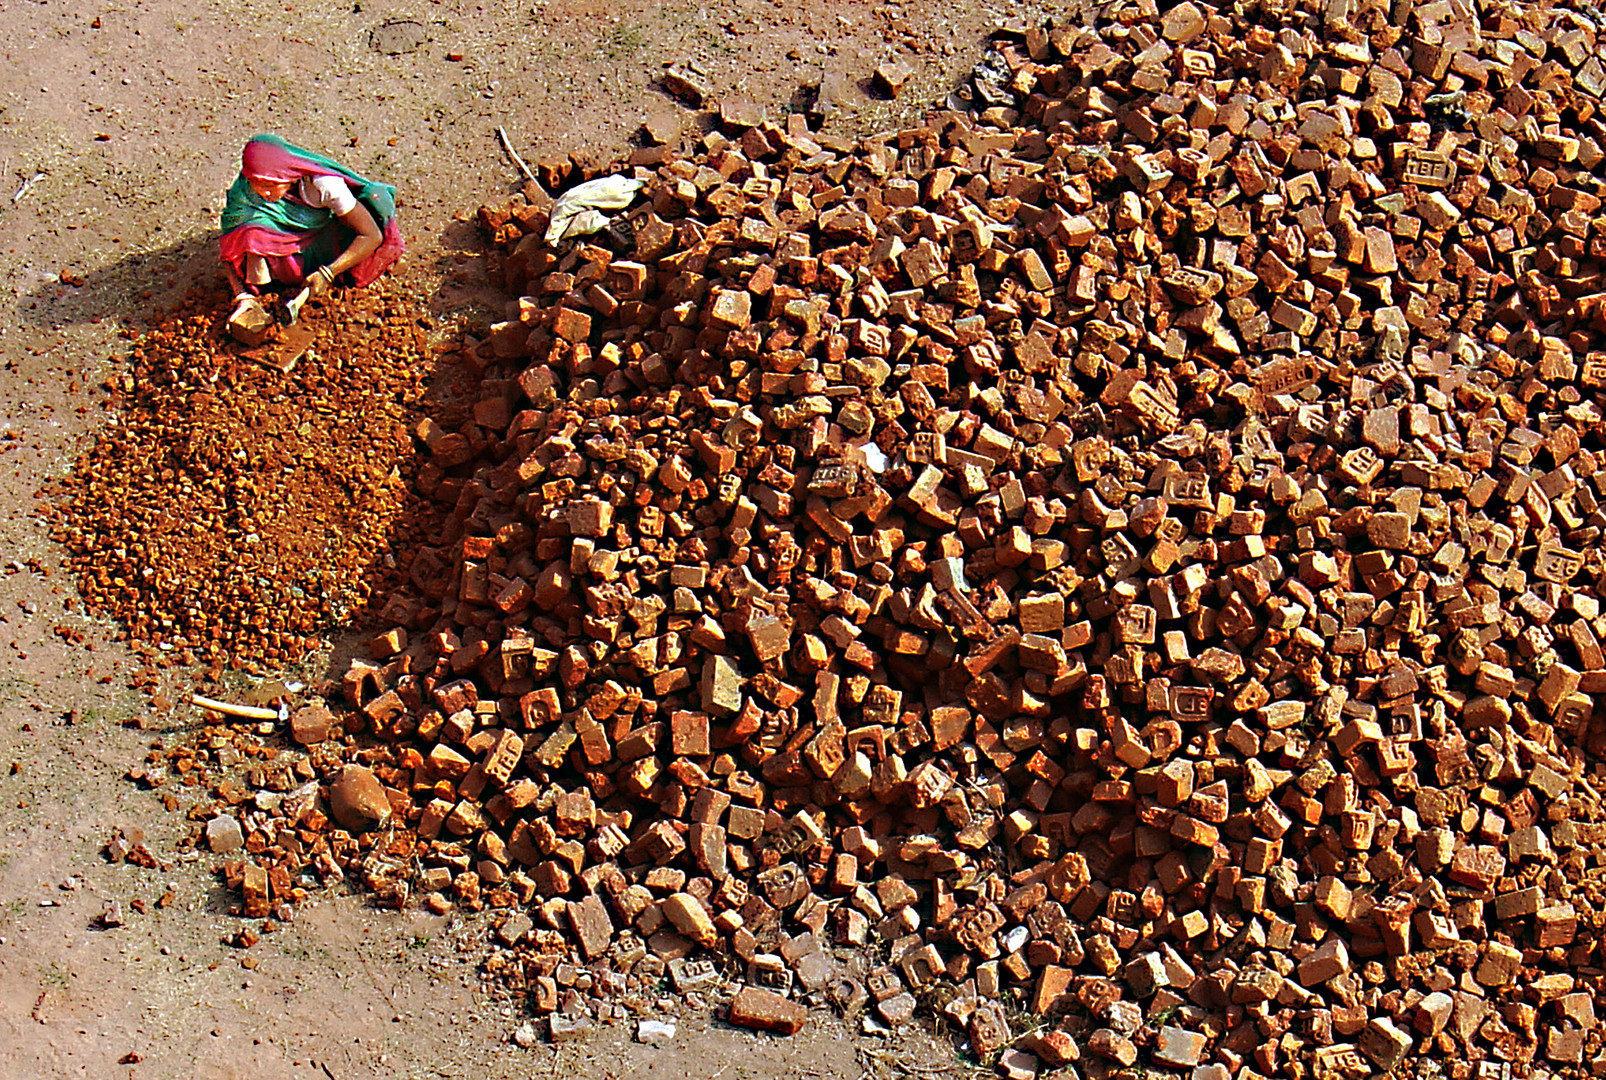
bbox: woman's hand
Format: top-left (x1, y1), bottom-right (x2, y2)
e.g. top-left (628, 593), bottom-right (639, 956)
top-left (306, 265), bottom-right (336, 296)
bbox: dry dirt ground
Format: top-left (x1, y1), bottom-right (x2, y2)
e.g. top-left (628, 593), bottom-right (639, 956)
top-left (0, 0), bottom-right (1047, 1078)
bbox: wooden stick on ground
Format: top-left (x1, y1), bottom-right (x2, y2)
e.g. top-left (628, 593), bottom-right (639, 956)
top-left (190, 694), bottom-right (278, 721)
top-left (496, 127), bottom-right (536, 184)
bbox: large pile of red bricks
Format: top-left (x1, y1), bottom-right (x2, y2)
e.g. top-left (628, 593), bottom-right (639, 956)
top-left (113, 0), bottom-right (1606, 1073)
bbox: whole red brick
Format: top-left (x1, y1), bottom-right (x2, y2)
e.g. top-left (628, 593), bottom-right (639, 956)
top-left (728, 987), bottom-right (808, 1035)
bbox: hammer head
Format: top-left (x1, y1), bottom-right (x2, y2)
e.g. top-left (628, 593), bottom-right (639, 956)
top-left (278, 285), bottom-right (313, 326)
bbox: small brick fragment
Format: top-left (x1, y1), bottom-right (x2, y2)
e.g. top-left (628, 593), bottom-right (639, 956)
top-left (329, 766), bottom-right (391, 833)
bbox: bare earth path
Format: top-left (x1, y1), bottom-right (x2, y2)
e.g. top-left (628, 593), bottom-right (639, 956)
top-left (0, 0), bottom-right (1037, 1076)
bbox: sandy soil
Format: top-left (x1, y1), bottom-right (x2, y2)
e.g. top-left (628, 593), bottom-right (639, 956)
top-left (0, 0), bottom-right (1044, 1076)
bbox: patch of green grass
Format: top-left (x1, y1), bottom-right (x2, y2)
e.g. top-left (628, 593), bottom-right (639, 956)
top-left (0, 674), bottom-right (37, 696)
top-left (41, 962), bottom-right (68, 988)
top-left (77, 689), bottom-right (143, 729)
top-left (598, 22), bottom-right (650, 59)
top-left (277, 938), bottom-right (335, 965)
top-left (700, 24), bottom-right (737, 56)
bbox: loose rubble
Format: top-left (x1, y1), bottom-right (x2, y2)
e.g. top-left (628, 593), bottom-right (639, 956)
top-left (77, 0), bottom-right (1606, 1075)
top-left (51, 278), bottom-right (444, 671)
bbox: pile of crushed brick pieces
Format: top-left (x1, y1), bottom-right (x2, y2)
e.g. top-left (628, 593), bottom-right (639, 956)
top-left (53, 278), bottom-right (442, 672)
top-left (115, 0), bottom-right (1606, 1074)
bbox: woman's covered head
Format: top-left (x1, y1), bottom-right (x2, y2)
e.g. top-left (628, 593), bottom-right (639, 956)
top-left (241, 136), bottom-right (309, 200)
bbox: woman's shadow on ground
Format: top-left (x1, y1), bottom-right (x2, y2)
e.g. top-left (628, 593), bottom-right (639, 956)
top-left (16, 219), bottom-right (495, 333)
top-left (15, 232), bottom-right (226, 332)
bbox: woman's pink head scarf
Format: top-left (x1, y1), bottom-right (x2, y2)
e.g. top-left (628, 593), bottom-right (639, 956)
top-left (241, 137), bottom-right (318, 184)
